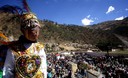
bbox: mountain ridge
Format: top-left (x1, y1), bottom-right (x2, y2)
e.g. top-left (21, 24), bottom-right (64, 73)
top-left (0, 13), bottom-right (127, 52)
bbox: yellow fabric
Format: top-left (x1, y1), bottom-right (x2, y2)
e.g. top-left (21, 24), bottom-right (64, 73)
top-left (34, 71), bottom-right (44, 78)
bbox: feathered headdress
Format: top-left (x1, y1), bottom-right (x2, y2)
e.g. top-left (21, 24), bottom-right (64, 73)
top-left (0, 5), bottom-right (23, 15)
top-left (21, 0), bottom-right (37, 20)
top-left (0, 32), bottom-right (9, 45)
top-left (0, 0), bottom-right (38, 45)
top-left (22, 0), bottom-right (31, 12)
top-left (0, 5), bottom-right (22, 45)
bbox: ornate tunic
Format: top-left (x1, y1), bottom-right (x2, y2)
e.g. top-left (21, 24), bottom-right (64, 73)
top-left (2, 41), bottom-right (47, 78)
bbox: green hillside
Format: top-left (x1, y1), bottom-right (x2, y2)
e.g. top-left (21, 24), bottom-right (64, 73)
top-left (0, 12), bottom-right (127, 52)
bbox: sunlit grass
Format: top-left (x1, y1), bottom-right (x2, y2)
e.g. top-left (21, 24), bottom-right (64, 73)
top-left (109, 50), bottom-right (128, 54)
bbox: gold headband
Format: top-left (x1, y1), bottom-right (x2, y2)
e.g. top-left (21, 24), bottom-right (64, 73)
top-left (21, 12), bottom-right (37, 21)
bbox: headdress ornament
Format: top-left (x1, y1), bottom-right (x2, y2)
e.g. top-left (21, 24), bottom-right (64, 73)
top-left (20, 0), bottom-right (38, 21)
top-left (20, 0), bottom-right (40, 29)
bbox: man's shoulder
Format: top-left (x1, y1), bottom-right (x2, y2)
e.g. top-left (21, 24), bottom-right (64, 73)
top-left (0, 45), bottom-right (8, 65)
top-left (0, 45), bottom-right (8, 52)
top-left (8, 41), bottom-right (24, 51)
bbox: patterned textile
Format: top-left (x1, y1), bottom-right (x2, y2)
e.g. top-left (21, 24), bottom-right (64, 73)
top-left (11, 42), bottom-right (45, 78)
top-left (1, 36), bottom-right (47, 78)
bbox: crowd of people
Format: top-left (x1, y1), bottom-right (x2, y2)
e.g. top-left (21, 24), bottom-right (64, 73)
top-left (47, 54), bottom-right (72, 78)
top-left (47, 52), bottom-right (128, 78)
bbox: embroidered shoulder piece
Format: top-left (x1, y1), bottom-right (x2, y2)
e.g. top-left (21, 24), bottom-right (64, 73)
top-left (15, 55), bottom-right (41, 78)
top-left (35, 42), bottom-right (44, 51)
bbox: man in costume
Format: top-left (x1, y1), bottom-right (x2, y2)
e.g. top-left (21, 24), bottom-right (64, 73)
top-left (0, 12), bottom-right (47, 78)
top-left (0, 1), bottom-right (47, 77)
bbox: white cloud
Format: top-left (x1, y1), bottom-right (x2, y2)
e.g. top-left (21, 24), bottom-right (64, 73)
top-left (81, 18), bottom-right (94, 26)
top-left (87, 15), bottom-right (90, 18)
top-left (115, 16), bottom-right (124, 20)
top-left (106, 6), bottom-right (115, 14)
top-left (125, 8), bottom-right (128, 11)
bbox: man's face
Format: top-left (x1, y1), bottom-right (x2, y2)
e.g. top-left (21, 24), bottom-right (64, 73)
top-left (22, 18), bottom-right (41, 41)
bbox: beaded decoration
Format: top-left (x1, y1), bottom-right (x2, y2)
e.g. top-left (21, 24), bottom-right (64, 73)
top-left (16, 55), bottom-right (41, 78)
top-left (12, 42), bottom-right (44, 78)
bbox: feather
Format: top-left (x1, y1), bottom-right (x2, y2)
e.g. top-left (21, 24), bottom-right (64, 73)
top-left (0, 5), bottom-right (23, 15)
top-left (0, 41), bottom-right (10, 45)
top-left (22, 0), bottom-right (31, 12)
top-left (0, 32), bottom-right (9, 41)
top-left (0, 32), bottom-right (10, 45)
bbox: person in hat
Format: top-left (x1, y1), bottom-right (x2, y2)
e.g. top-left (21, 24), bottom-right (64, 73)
top-left (0, 0), bottom-right (47, 78)
top-left (0, 12), bottom-right (47, 78)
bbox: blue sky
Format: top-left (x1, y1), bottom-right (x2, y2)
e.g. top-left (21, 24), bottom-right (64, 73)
top-left (0, 0), bottom-right (128, 26)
